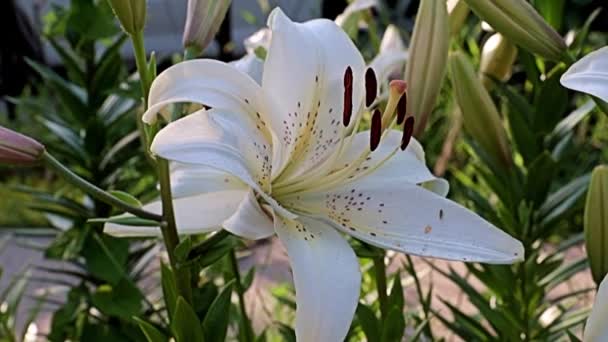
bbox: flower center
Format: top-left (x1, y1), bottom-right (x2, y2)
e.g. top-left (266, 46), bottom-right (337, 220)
top-left (272, 66), bottom-right (415, 205)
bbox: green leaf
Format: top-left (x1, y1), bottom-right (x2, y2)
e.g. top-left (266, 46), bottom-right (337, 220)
top-left (276, 323), bottom-right (296, 342)
top-left (571, 8), bottom-right (602, 56)
top-left (242, 267), bottom-right (256, 290)
top-left (184, 236), bottom-right (239, 269)
top-left (161, 263), bottom-right (178, 321)
top-left (356, 303), bottom-right (380, 342)
top-left (533, 0), bottom-right (565, 30)
top-left (380, 307), bottom-right (405, 342)
top-left (45, 227), bottom-right (89, 260)
top-left (26, 59), bottom-right (88, 124)
top-left (91, 279), bottom-right (143, 320)
top-left (48, 37), bottom-right (86, 86)
top-left (525, 152), bottom-right (556, 206)
top-left (174, 237), bottom-right (192, 263)
top-left (533, 69), bottom-right (569, 133)
top-left (134, 317), bottom-right (168, 342)
top-left (108, 190), bottom-right (142, 207)
top-left (171, 297), bottom-right (204, 342)
top-left (82, 233), bottom-right (129, 285)
top-left (202, 281), bottom-right (234, 342)
top-left (88, 215), bottom-right (159, 227)
top-left (388, 274), bottom-right (404, 312)
top-left (549, 100), bottom-right (595, 144)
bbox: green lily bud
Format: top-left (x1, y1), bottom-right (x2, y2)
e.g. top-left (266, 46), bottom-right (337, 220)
top-left (405, 0), bottom-right (449, 135)
top-left (585, 165), bottom-right (608, 285)
top-left (0, 126), bottom-right (45, 166)
top-left (107, 0), bottom-right (147, 36)
top-left (449, 51), bottom-right (512, 168)
top-left (480, 33), bottom-right (518, 89)
top-left (448, 0), bottom-right (470, 36)
top-left (463, 0), bottom-right (566, 61)
top-left (182, 0), bottom-right (232, 53)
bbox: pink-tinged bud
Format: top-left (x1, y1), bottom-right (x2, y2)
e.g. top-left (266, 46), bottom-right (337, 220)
top-left (0, 126), bottom-right (45, 166)
top-left (183, 0), bottom-right (232, 52)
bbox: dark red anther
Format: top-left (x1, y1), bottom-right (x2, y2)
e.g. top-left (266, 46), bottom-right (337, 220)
top-left (396, 92), bottom-right (407, 125)
top-left (370, 109), bottom-right (382, 151)
top-left (365, 68), bottom-right (377, 107)
top-left (401, 116), bottom-right (415, 151)
top-left (343, 66), bottom-right (353, 126)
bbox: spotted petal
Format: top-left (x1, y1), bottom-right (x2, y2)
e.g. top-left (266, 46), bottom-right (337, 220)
top-left (143, 59), bottom-right (272, 127)
top-left (584, 273), bottom-right (608, 341)
top-left (152, 108), bottom-right (273, 192)
top-left (561, 46), bottom-right (608, 102)
top-left (263, 8), bottom-right (366, 181)
top-left (274, 214), bottom-right (360, 341)
top-left (297, 175), bottom-right (523, 264)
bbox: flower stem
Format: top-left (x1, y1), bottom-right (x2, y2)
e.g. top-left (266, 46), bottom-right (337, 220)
top-left (229, 249), bottom-right (254, 342)
top-left (130, 30), bottom-right (192, 305)
top-left (43, 152), bottom-right (162, 221)
top-left (158, 158), bottom-right (192, 304)
top-left (131, 30), bottom-right (150, 105)
top-left (373, 253), bottom-right (389, 319)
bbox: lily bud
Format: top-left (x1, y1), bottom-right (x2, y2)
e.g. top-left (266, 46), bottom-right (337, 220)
top-left (107, 0), bottom-right (147, 36)
top-left (405, 0), bottom-right (449, 136)
top-left (449, 52), bottom-right (512, 168)
top-left (585, 165), bottom-right (608, 285)
top-left (0, 126), bottom-right (45, 166)
top-left (463, 0), bottom-right (566, 61)
top-left (447, 0), bottom-right (469, 36)
top-left (480, 33), bottom-right (518, 89)
top-left (182, 0), bottom-right (232, 53)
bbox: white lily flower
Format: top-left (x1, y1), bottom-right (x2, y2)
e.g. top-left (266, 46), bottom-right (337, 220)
top-left (561, 46), bottom-right (608, 102)
top-left (584, 273), bottom-right (608, 341)
top-left (106, 8), bottom-right (523, 341)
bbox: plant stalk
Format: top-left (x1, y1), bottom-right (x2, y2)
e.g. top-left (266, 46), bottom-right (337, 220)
top-left (373, 253), bottom-right (389, 319)
top-left (229, 249), bottom-right (254, 342)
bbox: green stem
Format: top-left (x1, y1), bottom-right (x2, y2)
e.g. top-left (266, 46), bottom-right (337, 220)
top-left (229, 249), bottom-right (254, 342)
top-left (158, 158), bottom-right (192, 304)
top-left (131, 30), bottom-right (150, 105)
top-left (373, 253), bottom-right (389, 319)
top-left (43, 152), bottom-right (162, 221)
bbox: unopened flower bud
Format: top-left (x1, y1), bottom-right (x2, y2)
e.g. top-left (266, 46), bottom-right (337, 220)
top-left (449, 52), bottom-right (512, 168)
top-left (447, 0), bottom-right (469, 36)
top-left (585, 165), bottom-right (608, 285)
top-left (480, 33), bottom-right (518, 89)
top-left (405, 0), bottom-right (449, 136)
top-left (0, 126), bottom-right (45, 166)
top-left (463, 0), bottom-right (566, 61)
top-left (183, 0), bottom-right (232, 53)
top-left (107, 0), bottom-right (147, 36)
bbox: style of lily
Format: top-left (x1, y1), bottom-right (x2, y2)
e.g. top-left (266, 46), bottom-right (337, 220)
top-left (106, 8), bottom-right (523, 341)
top-left (583, 273), bottom-right (608, 341)
top-left (561, 46), bottom-right (608, 102)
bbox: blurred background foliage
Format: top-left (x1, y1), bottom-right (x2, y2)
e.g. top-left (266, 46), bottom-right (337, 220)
top-left (0, 0), bottom-right (607, 341)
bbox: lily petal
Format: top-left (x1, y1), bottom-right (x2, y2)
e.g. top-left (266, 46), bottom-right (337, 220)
top-left (584, 273), bottom-right (608, 341)
top-left (223, 189), bottom-right (274, 240)
top-left (561, 46), bottom-right (608, 102)
top-left (263, 8), bottom-right (366, 181)
top-left (274, 214), bottom-right (361, 342)
top-left (230, 54), bottom-right (264, 85)
top-left (335, 131), bottom-right (440, 186)
top-left (298, 176), bottom-right (523, 264)
top-left (152, 108), bottom-right (272, 192)
top-left (171, 162), bottom-right (247, 198)
top-left (369, 25), bottom-right (408, 89)
top-left (104, 190), bottom-right (247, 237)
top-left (142, 59), bottom-right (275, 138)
